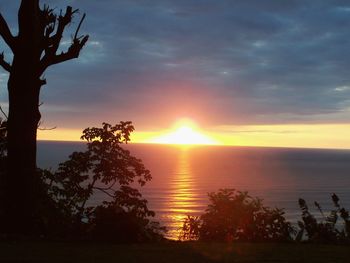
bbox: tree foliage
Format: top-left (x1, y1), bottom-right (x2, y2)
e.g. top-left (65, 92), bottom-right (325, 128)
top-left (39, 122), bottom-right (165, 241)
top-left (180, 189), bottom-right (294, 242)
top-left (0, 121), bottom-right (165, 241)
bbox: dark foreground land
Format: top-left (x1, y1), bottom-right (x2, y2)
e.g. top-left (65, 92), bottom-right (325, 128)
top-left (0, 242), bottom-right (349, 263)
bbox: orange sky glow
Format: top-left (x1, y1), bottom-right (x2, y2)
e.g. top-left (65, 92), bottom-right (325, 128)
top-left (37, 118), bottom-right (350, 150)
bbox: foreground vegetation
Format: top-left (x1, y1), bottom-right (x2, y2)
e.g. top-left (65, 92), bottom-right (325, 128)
top-left (2, 119), bottom-right (350, 244)
top-left (0, 241), bottom-right (349, 263)
top-left (0, 120), bottom-right (164, 241)
top-left (180, 189), bottom-right (350, 243)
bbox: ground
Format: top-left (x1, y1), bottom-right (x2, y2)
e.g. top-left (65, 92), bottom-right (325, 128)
top-left (0, 242), bottom-right (349, 262)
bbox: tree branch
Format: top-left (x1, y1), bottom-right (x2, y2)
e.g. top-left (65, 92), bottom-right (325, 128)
top-left (0, 13), bottom-right (16, 51)
top-left (0, 52), bottom-right (11, 72)
top-left (93, 186), bottom-right (115, 198)
top-left (37, 120), bottom-right (56, 131)
top-left (0, 104), bottom-right (8, 120)
top-left (39, 5), bottom-right (56, 46)
top-left (93, 179), bottom-right (117, 191)
top-left (47, 6), bottom-right (76, 55)
top-left (39, 9), bottom-right (89, 75)
top-left (40, 35), bottom-right (88, 73)
top-left (74, 13), bottom-right (86, 40)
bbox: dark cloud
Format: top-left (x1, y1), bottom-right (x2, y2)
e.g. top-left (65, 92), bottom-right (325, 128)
top-left (1, 0), bottom-right (350, 130)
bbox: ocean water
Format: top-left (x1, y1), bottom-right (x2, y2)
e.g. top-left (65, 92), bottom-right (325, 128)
top-left (37, 141), bottom-right (350, 239)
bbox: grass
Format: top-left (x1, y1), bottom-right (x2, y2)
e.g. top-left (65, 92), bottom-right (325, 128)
top-left (0, 241), bottom-right (349, 262)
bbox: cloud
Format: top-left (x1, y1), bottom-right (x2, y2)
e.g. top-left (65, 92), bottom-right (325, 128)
top-left (0, 0), bottom-right (350, 130)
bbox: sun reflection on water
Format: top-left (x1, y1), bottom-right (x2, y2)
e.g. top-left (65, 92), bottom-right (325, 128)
top-left (166, 147), bottom-right (201, 239)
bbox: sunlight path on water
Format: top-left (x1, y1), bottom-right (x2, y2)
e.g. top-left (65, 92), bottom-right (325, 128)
top-left (165, 147), bottom-right (202, 239)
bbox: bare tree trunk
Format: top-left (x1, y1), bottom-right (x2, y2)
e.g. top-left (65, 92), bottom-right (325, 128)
top-left (2, 0), bottom-right (43, 235)
top-left (0, 0), bottom-right (88, 237)
top-left (5, 80), bottom-right (42, 236)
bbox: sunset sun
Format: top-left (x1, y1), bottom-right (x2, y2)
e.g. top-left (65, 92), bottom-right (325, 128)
top-left (148, 119), bottom-right (218, 145)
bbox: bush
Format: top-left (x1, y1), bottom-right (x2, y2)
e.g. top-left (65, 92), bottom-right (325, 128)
top-left (297, 194), bottom-right (350, 243)
top-left (180, 189), bottom-right (294, 242)
top-left (89, 187), bottom-right (165, 242)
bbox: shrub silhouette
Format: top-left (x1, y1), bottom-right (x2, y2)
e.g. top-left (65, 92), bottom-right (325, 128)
top-left (180, 189), bottom-right (294, 242)
top-left (297, 194), bottom-right (350, 243)
top-left (90, 186), bottom-right (165, 242)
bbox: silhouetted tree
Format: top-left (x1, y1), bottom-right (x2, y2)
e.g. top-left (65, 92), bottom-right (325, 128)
top-left (180, 189), bottom-right (294, 242)
top-left (0, 1), bottom-right (88, 236)
top-left (41, 122), bottom-right (165, 241)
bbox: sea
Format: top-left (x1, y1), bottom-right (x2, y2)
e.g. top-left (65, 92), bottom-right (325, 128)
top-left (37, 141), bottom-right (350, 239)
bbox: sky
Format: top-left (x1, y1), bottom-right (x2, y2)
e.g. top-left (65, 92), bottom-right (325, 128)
top-left (1, 0), bottom-right (350, 148)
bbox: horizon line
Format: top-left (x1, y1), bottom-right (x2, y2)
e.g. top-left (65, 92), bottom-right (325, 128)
top-left (37, 139), bottom-right (350, 151)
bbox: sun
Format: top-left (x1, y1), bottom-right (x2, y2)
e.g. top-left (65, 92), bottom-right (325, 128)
top-left (148, 119), bottom-right (218, 145)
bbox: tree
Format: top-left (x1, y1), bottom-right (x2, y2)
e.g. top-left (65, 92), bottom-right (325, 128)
top-left (41, 122), bottom-right (165, 241)
top-left (0, 1), bottom-right (88, 236)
